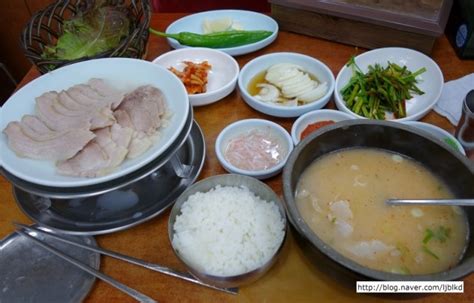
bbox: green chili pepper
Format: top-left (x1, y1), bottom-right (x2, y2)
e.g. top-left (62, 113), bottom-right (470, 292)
top-left (149, 28), bottom-right (273, 48)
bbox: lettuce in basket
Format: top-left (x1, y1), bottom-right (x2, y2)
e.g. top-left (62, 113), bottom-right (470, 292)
top-left (43, 0), bottom-right (130, 60)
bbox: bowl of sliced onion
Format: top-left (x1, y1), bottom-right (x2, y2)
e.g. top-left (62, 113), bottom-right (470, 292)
top-left (238, 52), bottom-right (335, 118)
top-left (215, 119), bottom-right (293, 179)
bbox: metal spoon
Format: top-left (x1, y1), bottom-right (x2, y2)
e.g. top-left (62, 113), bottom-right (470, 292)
top-left (386, 199), bottom-right (474, 206)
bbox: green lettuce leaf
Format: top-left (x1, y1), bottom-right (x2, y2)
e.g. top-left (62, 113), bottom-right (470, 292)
top-left (43, 1), bottom-right (130, 60)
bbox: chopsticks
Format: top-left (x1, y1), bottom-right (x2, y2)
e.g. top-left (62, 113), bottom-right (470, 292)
top-left (14, 223), bottom-right (239, 299)
top-left (15, 228), bottom-right (157, 303)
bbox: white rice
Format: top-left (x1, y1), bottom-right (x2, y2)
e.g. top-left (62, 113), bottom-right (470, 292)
top-left (172, 185), bottom-right (285, 277)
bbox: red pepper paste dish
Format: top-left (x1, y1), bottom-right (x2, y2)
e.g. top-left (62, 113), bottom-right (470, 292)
top-left (300, 120), bottom-right (335, 140)
top-left (291, 109), bottom-right (354, 145)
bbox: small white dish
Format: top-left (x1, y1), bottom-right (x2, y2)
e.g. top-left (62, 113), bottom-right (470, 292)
top-left (403, 121), bottom-right (466, 155)
top-left (238, 52), bottom-right (335, 118)
top-left (291, 109), bottom-right (355, 145)
top-left (215, 119), bottom-right (293, 180)
top-left (0, 58), bottom-right (189, 187)
top-left (153, 48), bottom-right (239, 106)
top-left (165, 10), bottom-right (278, 56)
top-left (334, 47), bottom-right (444, 121)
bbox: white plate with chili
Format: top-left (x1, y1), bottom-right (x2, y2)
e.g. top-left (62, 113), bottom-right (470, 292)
top-left (164, 10), bottom-right (278, 56)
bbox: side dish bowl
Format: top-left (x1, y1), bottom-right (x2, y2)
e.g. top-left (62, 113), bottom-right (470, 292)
top-left (215, 119), bottom-right (293, 179)
top-left (334, 47), bottom-right (443, 121)
top-left (283, 120), bottom-right (474, 281)
top-left (152, 48), bottom-right (239, 106)
top-left (291, 109), bottom-right (354, 145)
top-left (238, 52), bottom-right (335, 118)
top-left (403, 121), bottom-right (465, 156)
top-left (168, 174), bottom-right (287, 288)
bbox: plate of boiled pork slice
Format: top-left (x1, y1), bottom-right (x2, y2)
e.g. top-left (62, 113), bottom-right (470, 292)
top-left (0, 58), bottom-right (189, 187)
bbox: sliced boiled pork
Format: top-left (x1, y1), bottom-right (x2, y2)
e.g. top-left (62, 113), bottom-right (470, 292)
top-left (3, 119), bottom-right (95, 161)
top-left (34, 78), bottom-right (124, 131)
top-left (114, 85), bottom-right (168, 159)
top-left (21, 115), bottom-right (56, 136)
top-left (115, 85), bottom-right (166, 135)
top-left (57, 123), bottom-right (133, 177)
top-left (36, 91), bottom-right (116, 130)
top-left (87, 78), bottom-right (124, 109)
top-left (3, 79), bottom-right (169, 178)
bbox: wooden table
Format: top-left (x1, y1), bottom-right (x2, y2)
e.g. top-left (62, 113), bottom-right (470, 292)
top-left (1, 13), bottom-right (474, 303)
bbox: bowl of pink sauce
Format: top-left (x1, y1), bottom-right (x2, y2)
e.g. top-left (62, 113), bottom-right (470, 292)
top-left (215, 119), bottom-right (293, 180)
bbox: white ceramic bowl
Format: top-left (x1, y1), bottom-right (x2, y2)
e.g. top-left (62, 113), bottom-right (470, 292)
top-left (403, 121), bottom-right (466, 155)
top-left (291, 109), bottom-right (355, 145)
top-left (215, 119), bottom-right (293, 179)
top-left (152, 48), bottom-right (239, 106)
top-left (0, 58), bottom-right (189, 187)
top-left (165, 10), bottom-right (278, 56)
top-left (238, 52), bottom-right (335, 118)
top-left (334, 47), bottom-right (443, 121)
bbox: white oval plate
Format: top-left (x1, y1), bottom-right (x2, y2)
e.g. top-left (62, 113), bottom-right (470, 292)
top-left (0, 58), bottom-right (189, 187)
top-left (165, 10), bottom-right (278, 56)
top-left (152, 48), bottom-right (239, 106)
top-left (334, 47), bottom-right (444, 121)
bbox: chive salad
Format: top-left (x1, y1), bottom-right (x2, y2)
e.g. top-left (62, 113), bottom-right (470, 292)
top-left (340, 57), bottom-right (426, 119)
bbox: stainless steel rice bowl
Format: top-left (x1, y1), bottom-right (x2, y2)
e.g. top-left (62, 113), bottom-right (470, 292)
top-left (168, 174), bottom-right (287, 288)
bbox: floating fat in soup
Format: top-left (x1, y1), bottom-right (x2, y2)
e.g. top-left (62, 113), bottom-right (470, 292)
top-left (295, 148), bottom-right (468, 275)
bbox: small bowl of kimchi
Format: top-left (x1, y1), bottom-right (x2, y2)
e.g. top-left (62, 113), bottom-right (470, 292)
top-left (152, 47), bottom-right (239, 106)
top-left (215, 119), bottom-right (293, 180)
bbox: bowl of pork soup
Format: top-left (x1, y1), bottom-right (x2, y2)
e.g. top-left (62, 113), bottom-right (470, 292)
top-left (282, 119), bottom-right (474, 282)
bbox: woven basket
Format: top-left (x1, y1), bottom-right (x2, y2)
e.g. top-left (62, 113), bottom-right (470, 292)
top-left (21, 0), bottom-right (151, 74)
